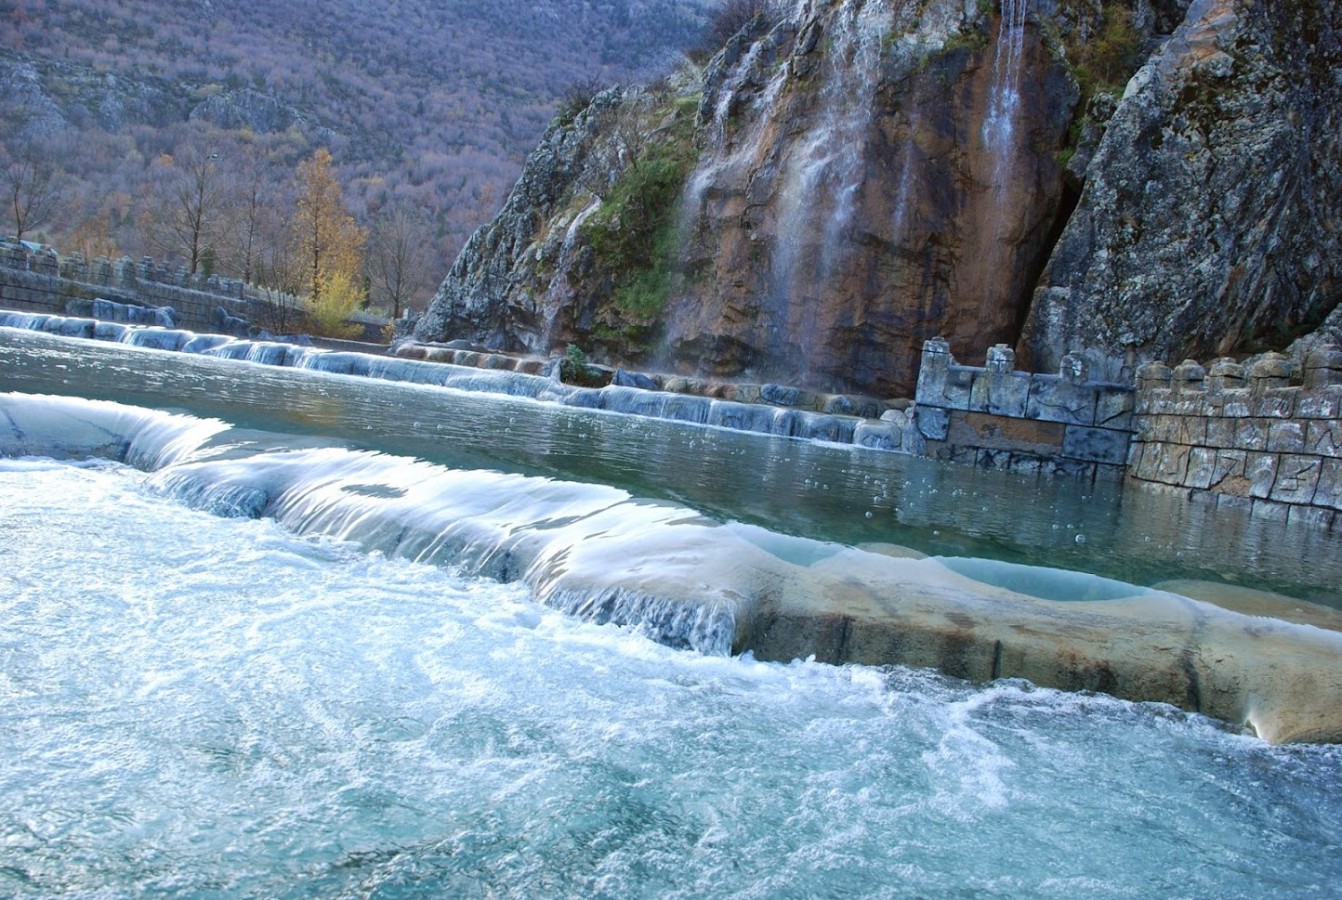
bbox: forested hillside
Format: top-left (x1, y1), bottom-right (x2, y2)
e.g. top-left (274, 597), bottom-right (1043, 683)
top-left (0, 0), bottom-right (713, 313)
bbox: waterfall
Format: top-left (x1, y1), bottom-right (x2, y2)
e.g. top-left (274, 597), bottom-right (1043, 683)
top-left (891, 106), bottom-right (922, 240)
top-left (679, 20), bottom-right (791, 244)
top-left (539, 197), bottom-right (602, 353)
top-left (0, 312), bottom-right (881, 448)
top-left (982, 0), bottom-right (1029, 200)
top-left (772, 0), bottom-right (892, 330)
top-left (6, 389), bottom-right (1342, 746)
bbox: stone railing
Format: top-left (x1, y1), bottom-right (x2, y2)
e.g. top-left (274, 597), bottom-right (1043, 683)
top-left (1129, 347), bottom-right (1342, 528)
top-left (0, 239), bottom-right (273, 300)
top-left (912, 338), bottom-right (1136, 480)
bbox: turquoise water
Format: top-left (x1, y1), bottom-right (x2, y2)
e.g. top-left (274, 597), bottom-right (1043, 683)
top-left (2, 327), bottom-right (1342, 896)
top-left (3, 459), bottom-right (1341, 898)
top-left (3, 327), bottom-right (1340, 603)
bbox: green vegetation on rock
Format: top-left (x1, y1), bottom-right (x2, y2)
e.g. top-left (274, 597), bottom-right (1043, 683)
top-left (581, 93), bottom-right (698, 351)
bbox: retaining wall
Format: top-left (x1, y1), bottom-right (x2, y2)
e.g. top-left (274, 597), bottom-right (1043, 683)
top-left (0, 240), bottom-right (390, 343)
top-left (912, 338), bottom-right (1136, 481)
top-left (0, 240), bottom-right (261, 332)
top-left (1129, 348), bottom-right (1342, 529)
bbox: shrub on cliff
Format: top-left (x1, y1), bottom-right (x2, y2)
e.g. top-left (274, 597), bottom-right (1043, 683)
top-left (694, 0), bottom-right (783, 58)
top-left (581, 94), bottom-right (697, 350)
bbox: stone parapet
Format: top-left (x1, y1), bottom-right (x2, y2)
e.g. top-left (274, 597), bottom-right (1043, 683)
top-left (0, 239), bottom-right (285, 333)
top-left (1129, 348), bottom-right (1342, 530)
top-left (0, 240), bottom-right (389, 343)
top-left (912, 339), bottom-right (1135, 481)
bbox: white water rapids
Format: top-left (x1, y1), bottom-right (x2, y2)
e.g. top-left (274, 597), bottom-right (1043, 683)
top-left (4, 454), bottom-right (1342, 897)
top-left (2, 327), bottom-right (1342, 895)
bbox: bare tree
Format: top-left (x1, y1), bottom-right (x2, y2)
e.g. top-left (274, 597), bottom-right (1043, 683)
top-left (252, 231), bottom-right (306, 334)
top-left (223, 153), bottom-right (277, 284)
top-left (367, 202), bottom-right (432, 319)
top-left (2, 143), bottom-right (62, 243)
top-left (147, 144), bottom-right (234, 275)
top-left (699, 0), bottom-right (781, 55)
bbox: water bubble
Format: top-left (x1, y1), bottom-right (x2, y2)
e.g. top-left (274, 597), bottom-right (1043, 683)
top-left (1075, 534), bottom-right (1087, 545)
top-left (865, 511), bottom-right (873, 519)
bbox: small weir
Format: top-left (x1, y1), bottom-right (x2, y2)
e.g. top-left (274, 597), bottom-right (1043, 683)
top-left (4, 388), bottom-right (1342, 744)
top-left (0, 311), bottom-right (904, 448)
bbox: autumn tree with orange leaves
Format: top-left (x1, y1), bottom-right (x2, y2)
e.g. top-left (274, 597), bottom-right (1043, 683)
top-left (290, 148), bottom-right (366, 338)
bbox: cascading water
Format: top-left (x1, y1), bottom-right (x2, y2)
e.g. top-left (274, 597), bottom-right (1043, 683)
top-left (982, 0), bottom-right (1029, 209)
top-left (539, 197), bottom-right (602, 352)
top-left (4, 331), bottom-right (1342, 895)
top-left (756, 0), bottom-right (891, 383)
top-left (5, 383), bottom-right (1342, 746)
top-left (0, 311), bottom-right (886, 445)
top-left (6, 454), bottom-right (1342, 897)
top-left (770, 0), bottom-right (892, 366)
top-left (679, 13), bottom-right (793, 244)
top-left (891, 106), bottom-right (922, 240)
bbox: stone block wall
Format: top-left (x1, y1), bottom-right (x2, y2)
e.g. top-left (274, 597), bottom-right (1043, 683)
top-left (912, 338), bottom-right (1136, 481)
top-left (1129, 347), bottom-right (1342, 529)
top-left (0, 240), bottom-right (275, 333)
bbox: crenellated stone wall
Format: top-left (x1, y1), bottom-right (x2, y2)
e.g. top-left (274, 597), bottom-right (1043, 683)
top-left (1128, 348), bottom-right (1342, 529)
top-left (912, 338), bottom-right (1136, 482)
top-left (0, 239), bottom-right (265, 331)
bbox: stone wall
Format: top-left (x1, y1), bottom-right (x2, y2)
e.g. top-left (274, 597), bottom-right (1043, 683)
top-left (912, 338), bottom-right (1136, 481)
top-left (0, 240), bottom-right (264, 331)
top-left (0, 240), bottom-right (389, 342)
top-left (1128, 348), bottom-right (1342, 530)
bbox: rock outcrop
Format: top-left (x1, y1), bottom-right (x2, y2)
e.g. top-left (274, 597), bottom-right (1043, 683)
top-left (1019, 0), bottom-right (1342, 375)
top-left (668, 0), bottom-right (1078, 395)
top-left (413, 87), bottom-right (630, 352)
top-left (0, 50), bottom-right (342, 151)
top-left (418, 0), bottom-right (1085, 397)
top-left (417, 0), bottom-right (1341, 397)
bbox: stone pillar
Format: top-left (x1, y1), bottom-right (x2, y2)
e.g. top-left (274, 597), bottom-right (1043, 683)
top-left (916, 337), bottom-right (953, 402)
top-left (1136, 362), bottom-right (1172, 389)
top-left (1249, 353), bottom-right (1292, 395)
top-left (1304, 344), bottom-right (1342, 388)
top-left (985, 343), bottom-right (1015, 374)
top-left (1207, 358), bottom-right (1246, 393)
top-left (974, 343), bottom-right (1030, 416)
top-left (1172, 359), bottom-right (1207, 394)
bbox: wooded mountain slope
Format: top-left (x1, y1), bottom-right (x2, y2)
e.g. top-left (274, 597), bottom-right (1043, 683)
top-left (0, 0), bottom-right (711, 301)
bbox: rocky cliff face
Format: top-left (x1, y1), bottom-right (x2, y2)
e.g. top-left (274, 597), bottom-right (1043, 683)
top-left (668, 0), bottom-right (1081, 395)
top-left (417, 0), bottom-right (1340, 398)
top-left (1020, 0), bottom-right (1342, 377)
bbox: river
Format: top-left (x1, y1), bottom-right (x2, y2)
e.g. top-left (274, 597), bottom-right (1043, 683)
top-left (2, 327), bottom-right (1340, 897)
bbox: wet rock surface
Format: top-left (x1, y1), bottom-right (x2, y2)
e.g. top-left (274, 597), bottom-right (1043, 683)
top-left (1021, 0), bottom-right (1342, 373)
top-left (418, 0), bottom-right (1340, 402)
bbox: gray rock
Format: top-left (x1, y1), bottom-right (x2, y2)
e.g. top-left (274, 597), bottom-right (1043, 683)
top-left (613, 368), bottom-right (659, 390)
top-left (1021, 0), bottom-right (1342, 372)
top-left (413, 88), bottom-right (627, 351)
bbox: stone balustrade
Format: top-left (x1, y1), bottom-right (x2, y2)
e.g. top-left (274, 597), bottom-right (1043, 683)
top-left (1129, 347), bottom-right (1342, 528)
top-left (0, 240), bottom-right (390, 343)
